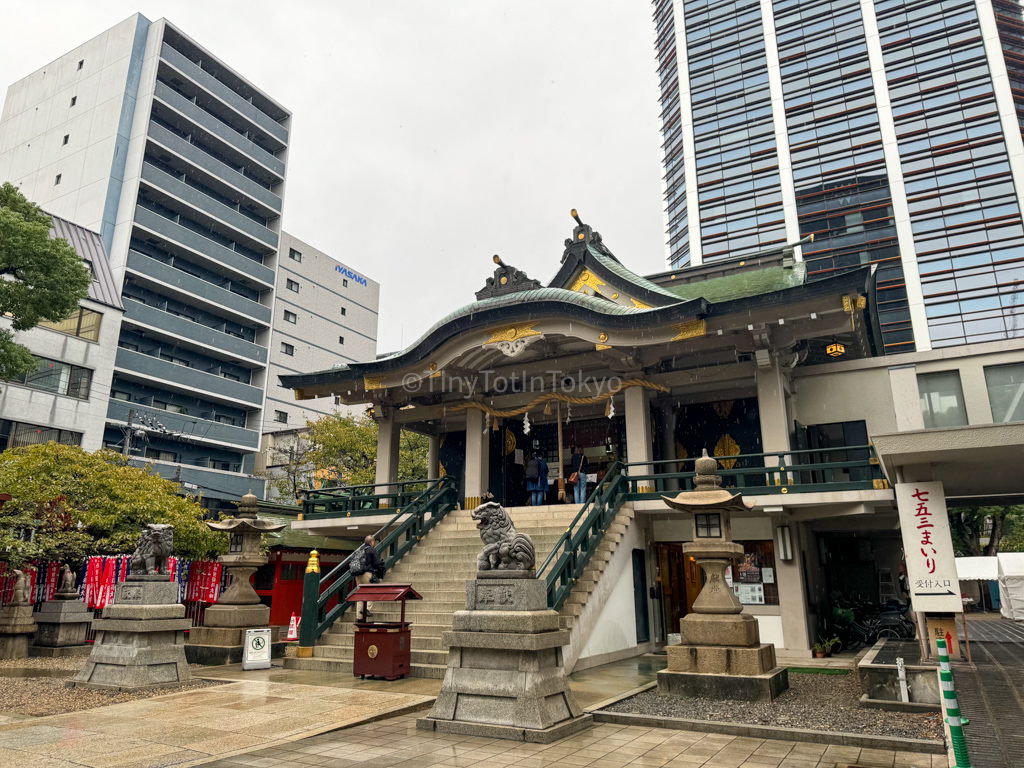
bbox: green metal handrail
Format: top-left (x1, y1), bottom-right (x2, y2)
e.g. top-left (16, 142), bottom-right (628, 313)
top-left (624, 444), bottom-right (886, 497)
top-left (538, 462), bottom-right (628, 611)
top-left (301, 478), bottom-right (434, 519)
top-left (537, 445), bottom-right (886, 611)
top-left (297, 475), bottom-right (459, 648)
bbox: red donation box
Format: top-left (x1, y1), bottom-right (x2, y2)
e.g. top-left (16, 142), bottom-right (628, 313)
top-left (346, 583), bottom-right (422, 680)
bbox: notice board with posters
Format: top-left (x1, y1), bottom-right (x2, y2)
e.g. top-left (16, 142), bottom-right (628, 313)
top-left (896, 481), bottom-right (962, 613)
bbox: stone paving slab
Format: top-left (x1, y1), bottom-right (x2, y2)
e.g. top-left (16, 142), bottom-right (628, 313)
top-left (199, 712), bottom-right (942, 768)
top-left (0, 681), bottom-right (433, 768)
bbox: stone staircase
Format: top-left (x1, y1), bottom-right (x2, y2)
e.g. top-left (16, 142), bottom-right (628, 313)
top-left (285, 502), bottom-right (636, 678)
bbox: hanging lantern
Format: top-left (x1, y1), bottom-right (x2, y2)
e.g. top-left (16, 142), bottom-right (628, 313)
top-left (826, 340), bottom-right (845, 357)
top-left (523, 411), bottom-right (531, 435)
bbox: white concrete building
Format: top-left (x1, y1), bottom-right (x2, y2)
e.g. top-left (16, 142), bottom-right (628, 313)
top-left (0, 215), bottom-right (124, 452)
top-left (0, 14), bottom-right (291, 508)
top-left (257, 232), bottom-right (379, 494)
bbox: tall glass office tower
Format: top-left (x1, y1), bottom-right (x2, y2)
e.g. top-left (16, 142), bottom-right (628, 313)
top-left (653, 0), bottom-right (1024, 352)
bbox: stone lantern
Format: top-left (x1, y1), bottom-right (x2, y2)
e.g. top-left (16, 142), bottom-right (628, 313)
top-left (656, 450), bottom-right (788, 701)
top-left (186, 491), bottom-right (286, 664)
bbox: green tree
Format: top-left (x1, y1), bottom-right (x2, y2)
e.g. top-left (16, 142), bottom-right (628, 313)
top-left (0, 183), bottom-right (93, 381)
top-left (0, 443), bottom-right (226, 567)
top-left (301, 413), bottom-right (432, 490)
top-left (948, 504), bottom-right (1023, 556)
top-left (257, 433), bottom-right (315, 505)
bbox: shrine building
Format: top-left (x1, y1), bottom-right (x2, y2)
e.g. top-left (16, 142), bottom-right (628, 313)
top-left (279, 213), bottom-right (1024, 674)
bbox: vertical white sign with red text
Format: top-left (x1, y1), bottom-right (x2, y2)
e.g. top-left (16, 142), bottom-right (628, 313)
top-left (896, 481), bottom-right (962, 613)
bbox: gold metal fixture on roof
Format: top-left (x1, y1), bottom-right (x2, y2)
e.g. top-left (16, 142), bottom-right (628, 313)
top-left (485, 323), bottom-right (541, 344)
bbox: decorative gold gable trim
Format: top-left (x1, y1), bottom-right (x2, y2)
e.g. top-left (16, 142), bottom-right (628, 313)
top-left (670, 318), bottom-right (707, 341)
top-left (364, 376), bottom-right (385, 391)
top-left (485, 323), bottom-right (541, 344)
top-left (569, 270), bottom-right (606, 294)
top-left (630, 298), bottom-right (652, 309)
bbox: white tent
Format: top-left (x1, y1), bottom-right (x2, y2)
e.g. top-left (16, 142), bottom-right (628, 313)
top-left (956, 557), bottom-right (999, 582)
top-left (997, 553), bottom-right (1024, 621)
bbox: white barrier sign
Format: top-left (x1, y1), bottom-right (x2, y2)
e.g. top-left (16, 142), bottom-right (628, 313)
top-left (895, 481), bottom-right (962, 613)
top-left (243, 628), bottom-right (273, 670)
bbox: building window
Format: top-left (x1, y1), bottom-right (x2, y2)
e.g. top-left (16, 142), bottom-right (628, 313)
top-left (342, 279), bottom-right (348, 288)
top-left (14, 357), bottom-right (92, 400)
top-left (39, 308), bottom-right (102, 341)
top-left (281, 342), bottom-right (294, 356)
top-left (153, 400), bottom-right (186, 414)
top-left (279, 563), bottom-right (300, 581)
top-left (286, 279), bottom-right (299, 293)
top-left (215, 414), bottom-right (237, 426)
top-left (14, 358), bottom-right (92, 399)
top-left (112, 391), bottom-right (131, 401)
top-left (118, 341), bottom-right (138, 352)
top-left (54, 174), bottom-right (61, 185)
top-left (289, 248), bottom-right (302, 262)
top-left (69, 96), bottom-right (76, 106)
top-left (918, 371), bottom-right (968, 429)
top-left (145, 448), bottom-right (177, 462)
top-left (221, 371), bottom-right (240, 382)
top-left (694, 513), bottom-right (722, 539)
top-left (77, 59), bottom-right (84, 70)
top-left (984, 363), bottom-right (1024, 423)
top-left (340, 306), bottom-right (347, 316)
top-left (160, 353), bottom-right (191, 367)
top-left (209, 459), bottom-right (232, 471)
top-left (274, 410), bottom-right (288, 423)
top-left (0, 419), bottom-right (81, 452)
top-left (62, 134), bottom-right (69, 146)
top-left (284, 310), bottom-right (297, 324)
top-left (338, 336), bottom-right (344, 345)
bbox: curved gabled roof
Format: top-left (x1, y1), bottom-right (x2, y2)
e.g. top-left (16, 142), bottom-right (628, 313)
top-left (281, 286), bottom-right (707, 389)
top-left (547, 237), bottom-right (681, 306)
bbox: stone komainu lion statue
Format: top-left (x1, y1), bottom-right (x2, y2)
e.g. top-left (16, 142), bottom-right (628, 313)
top-left (472, 502), bottom-right (536, 571)
top-left (131, 523), bottom-right (174, 575)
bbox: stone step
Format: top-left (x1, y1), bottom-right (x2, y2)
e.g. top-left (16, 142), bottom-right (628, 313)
top-left (285, 655), bottom-right (447, 679)
top-left (334, 611), bottom-right (458, 625)
top-left (321, 632), bottom-right (446, 651)
top-left (326, 622), bottom-right (452, 639)
top-left (313, 644), bottom-right (448, 666)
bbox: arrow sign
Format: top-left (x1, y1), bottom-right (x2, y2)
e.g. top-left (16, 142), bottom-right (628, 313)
top-left (917, 589), bottom-right (957, 596)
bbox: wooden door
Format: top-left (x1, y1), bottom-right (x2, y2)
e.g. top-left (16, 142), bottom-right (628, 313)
top-left (654, 543), bottom-right (684, 634)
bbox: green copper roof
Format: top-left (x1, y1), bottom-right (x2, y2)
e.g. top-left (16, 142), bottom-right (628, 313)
top-left (666, 263), bottom-right (807, 304)
top-left (371, 286), bottom-right (661, 364)
top-left (586, 245), bottom-right (681, 300)
top-left (260, 512), bottom-right (359, 552)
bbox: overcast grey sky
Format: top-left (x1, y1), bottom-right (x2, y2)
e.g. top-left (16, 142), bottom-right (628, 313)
top-left (0, 1), bottom-right (666, 353)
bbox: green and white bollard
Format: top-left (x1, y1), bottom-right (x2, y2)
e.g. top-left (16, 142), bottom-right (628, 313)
top-left (937, 637), bottom-right (973, 768)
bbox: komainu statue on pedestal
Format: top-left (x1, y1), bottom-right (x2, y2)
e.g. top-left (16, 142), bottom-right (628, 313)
top-left (131, 523), bottom-right (174, 575)
top-left (472, 502), bottom-right (535, 571)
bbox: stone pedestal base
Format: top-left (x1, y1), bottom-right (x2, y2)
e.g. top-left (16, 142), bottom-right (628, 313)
top-left (418, 578), bottom-right (592, 742)
top-left (185, 624), bottom-right (284, 665)
top-left (679, 613), bottom-right (760, 647)
top-left (0, 605), bottom-right (35, 660)
top-left (33, 598), bottom-right (93, 654)
top-left (69, 577), bottom-right (192, 691)
top-left (667, 641), bottom-right (778, 676)
top-left (657, 667), bottom-right (789, 702)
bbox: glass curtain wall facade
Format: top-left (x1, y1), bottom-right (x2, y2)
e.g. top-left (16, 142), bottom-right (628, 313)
top-left (653, 0), bottom-right (1024, 352)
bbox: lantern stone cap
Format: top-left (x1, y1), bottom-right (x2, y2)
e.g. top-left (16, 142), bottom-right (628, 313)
top-left (661, 449), bottom-right (755, 512)
top-left (206, 489), bottom-right (286, 534)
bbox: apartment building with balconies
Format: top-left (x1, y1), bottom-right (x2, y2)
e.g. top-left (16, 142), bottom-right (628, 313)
top-left (0, 13), bottom-right (291, 508)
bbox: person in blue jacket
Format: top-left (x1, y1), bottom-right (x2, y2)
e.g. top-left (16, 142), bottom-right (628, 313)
top-left (525, 453), bottom-right (549, 506)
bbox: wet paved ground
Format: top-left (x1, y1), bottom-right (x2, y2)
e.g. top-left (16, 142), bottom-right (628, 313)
top-left (203, 712), bottom-right (943, 768)
top-left (0, 680), bottom-right (433, 768)
top-left (952, 633), bottom-right (1024, 768)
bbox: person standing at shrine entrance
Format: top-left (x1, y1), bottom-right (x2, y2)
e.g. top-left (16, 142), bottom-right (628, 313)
top-left (525, 453), bottom-right (549, 506)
